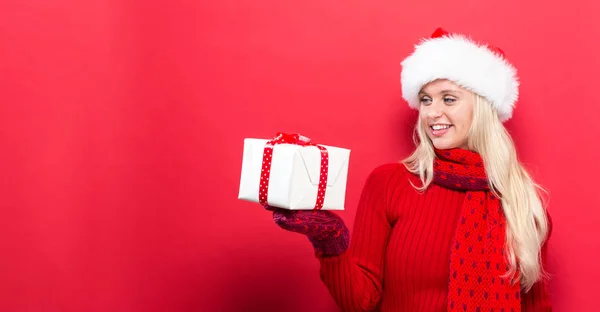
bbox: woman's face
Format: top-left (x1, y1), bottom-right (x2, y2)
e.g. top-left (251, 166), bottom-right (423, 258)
top-left (418, 79), bottom-right (475, 150)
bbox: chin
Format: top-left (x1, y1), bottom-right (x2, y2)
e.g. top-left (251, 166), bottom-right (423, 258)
top-left (430, 138), bottom-right (463, 150)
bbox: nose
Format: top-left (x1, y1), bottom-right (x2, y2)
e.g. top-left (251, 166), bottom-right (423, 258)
top-left (427, 101), bottom-right (443, 119)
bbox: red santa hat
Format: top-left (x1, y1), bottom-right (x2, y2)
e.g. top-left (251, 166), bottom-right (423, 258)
top-left (400, 28), bottom-right (519, 122)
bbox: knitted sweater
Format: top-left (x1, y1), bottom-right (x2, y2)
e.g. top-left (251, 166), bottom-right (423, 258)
top-left (318, 163), bottom-right (552, 311)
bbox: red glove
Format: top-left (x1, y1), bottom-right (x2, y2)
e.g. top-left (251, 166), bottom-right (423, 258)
top-left (267, 206), bottom-right (350, 256)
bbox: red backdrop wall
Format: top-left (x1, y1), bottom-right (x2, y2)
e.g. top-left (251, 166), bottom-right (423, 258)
top-left (1, 0), bottom-right (598, 311)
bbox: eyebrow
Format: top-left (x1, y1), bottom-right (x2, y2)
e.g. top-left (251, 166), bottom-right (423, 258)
top-left (419, 89), bottom-right (462, 96)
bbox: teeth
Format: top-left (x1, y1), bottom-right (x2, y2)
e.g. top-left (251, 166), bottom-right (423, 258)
top-left (432, 125), bottom-right (451, 130)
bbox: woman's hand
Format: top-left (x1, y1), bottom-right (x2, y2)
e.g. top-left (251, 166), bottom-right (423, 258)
top-left (266, 206), bottom-right (350, 256)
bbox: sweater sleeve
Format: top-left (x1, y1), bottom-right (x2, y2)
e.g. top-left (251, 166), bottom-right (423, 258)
top-left (317, 163), bottom-right (401, 312)
top-left (521, 214), bottom-right (554, 311)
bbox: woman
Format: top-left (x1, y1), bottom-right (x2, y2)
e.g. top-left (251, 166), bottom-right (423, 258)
top-left (267, 28), bottom-right (552, 311)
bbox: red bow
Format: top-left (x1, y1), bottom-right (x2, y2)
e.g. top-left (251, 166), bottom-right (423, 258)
top-left (258, 133), bottom-right (329, 210)
top-left (270, 132), bottom-right (312, 145)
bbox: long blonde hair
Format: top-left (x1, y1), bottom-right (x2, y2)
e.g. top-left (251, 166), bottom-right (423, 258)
top-left (403, 94), bottom-right (550, 291)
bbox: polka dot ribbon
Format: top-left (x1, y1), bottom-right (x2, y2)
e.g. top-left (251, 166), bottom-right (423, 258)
top-left (258, 133), bottom-right (329, 210)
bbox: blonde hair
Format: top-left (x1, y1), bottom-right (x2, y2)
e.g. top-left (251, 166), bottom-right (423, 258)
top-left (402, 93), bottom-right (551, 291)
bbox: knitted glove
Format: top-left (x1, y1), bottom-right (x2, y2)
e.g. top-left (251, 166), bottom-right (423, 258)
top-left (267, 206), bottom-right (350, 256)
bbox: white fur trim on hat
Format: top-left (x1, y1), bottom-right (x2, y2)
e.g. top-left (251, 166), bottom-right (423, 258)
top-left (400, 32), bottom-right (519, 122)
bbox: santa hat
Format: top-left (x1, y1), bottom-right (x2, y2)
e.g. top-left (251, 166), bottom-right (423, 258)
top-left (400, 28), bottom-right (519, 122)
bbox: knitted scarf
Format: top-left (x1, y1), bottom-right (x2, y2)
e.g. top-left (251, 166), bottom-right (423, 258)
top-left (432, 148), bottom-right (521, 312)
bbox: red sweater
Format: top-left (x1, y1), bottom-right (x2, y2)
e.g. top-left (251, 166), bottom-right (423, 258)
top-left (318, 163), bottom-right (552, 311)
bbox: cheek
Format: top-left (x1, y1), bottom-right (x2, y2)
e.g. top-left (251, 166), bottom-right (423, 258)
top-left (452, 106), bottom-right (473, 130)
top-left (461, 112), bottom-right (474, 132)
top-left (462, 102), bottom-right (475, 126)
top-left (457, 114), bottom-right (471, 129)
top-left (453, 116), bottom-right (473, 143)
top-left (418, 110), bottom-right (430, 125)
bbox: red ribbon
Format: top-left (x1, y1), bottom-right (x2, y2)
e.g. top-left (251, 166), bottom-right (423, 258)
top-left (258, 133), bottom-right (329, 210)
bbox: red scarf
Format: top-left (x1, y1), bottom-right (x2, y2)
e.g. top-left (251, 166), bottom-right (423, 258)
top-left (432, 148), bottom-right (521, 312)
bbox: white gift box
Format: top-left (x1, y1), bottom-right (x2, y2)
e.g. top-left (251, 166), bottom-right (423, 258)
top-left (238, 136), bottom-right (351, 210)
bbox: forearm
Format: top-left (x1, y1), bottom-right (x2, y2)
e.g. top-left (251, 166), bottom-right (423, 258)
top-left (318, 252), bottom-right (384, 312)
top-left (316, 164), bottom-right (398, 312)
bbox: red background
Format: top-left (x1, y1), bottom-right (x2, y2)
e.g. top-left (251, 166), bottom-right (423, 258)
top-left (1, 0), bottom-right (598, 311)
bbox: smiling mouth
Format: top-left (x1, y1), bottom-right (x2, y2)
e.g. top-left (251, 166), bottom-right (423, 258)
top-left (430, 124), bottom-right (453, 136)
top-left (431, 124), bottom-right (452, 130)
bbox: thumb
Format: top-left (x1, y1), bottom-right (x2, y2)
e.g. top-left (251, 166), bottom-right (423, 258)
top-left (273, 209), bottom-right (304, 231)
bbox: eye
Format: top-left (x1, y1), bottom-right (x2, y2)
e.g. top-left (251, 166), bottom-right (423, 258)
top-left (420, 96), bottom-right (432, 105)
top-left (444, 97), bottom-right (456, 104)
